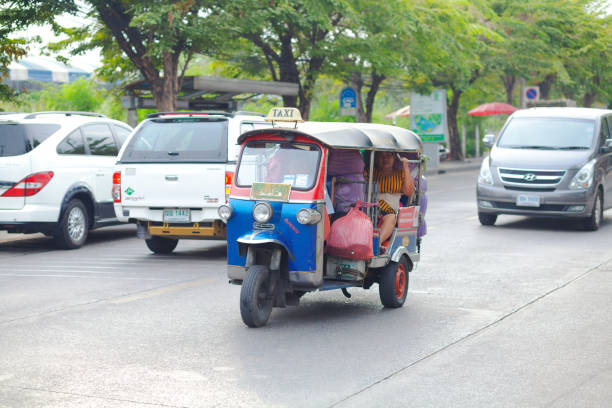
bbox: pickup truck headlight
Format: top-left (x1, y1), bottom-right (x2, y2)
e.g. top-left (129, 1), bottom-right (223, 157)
top-left (478, 159), bottom-right (494, 185)
top-left (569, 160), bottom-right (595, 190)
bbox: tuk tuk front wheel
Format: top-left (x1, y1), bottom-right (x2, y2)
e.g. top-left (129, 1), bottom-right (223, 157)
top-left (379, 257), bottom-right (410, 308)
top-left (240, 265), bottom-right (274, 327)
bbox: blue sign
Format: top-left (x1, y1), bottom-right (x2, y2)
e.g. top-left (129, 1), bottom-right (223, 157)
top-left (526, 89), bottom-right (537, 99)
top-left (340, 87), bottom-right (357, 118)
top-left (340, 87), bottom-right (357, 109)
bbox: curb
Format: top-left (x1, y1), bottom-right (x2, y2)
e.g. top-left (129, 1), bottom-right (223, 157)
top-left (425, 158), bottom-right (483, 176)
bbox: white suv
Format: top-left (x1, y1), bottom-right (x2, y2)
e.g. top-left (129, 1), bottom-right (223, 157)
top-left (113, 111), bottom-right (269, 253)
top-left (0, 111), bottom-right (132, 248)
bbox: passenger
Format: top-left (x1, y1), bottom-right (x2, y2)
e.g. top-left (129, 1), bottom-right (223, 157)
top-left (370, 151), bottom-right (414, 247)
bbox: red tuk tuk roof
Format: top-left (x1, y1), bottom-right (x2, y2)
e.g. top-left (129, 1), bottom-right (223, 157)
top-left (238, 121), bottom-right (423, 152)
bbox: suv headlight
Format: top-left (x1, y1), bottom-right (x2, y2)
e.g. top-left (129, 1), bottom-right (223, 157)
top-left (569, 159), bottom-right (595, 190)
top-left (478, 159), bottom-right (494, 185)
top-left (252, 202), bottom-right (273, 223)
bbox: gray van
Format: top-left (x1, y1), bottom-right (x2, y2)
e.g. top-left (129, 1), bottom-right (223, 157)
top-left (477, 107), bottom-right (612, 230)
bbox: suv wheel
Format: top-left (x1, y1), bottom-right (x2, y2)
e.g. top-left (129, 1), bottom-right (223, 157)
top-left (145, 236), bottom-right (179, 254)
top-left (478, 212), bottom-right (497, 226)
top-left (582, 191), bottom-right (603, 231)
top-left (54, 199), bottom-right (89, 249)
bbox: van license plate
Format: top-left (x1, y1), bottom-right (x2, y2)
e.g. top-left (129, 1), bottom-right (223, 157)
top-left (163, 208), bottom-right (190, 223)
top-left (516, 195), bottom-right (540, 207)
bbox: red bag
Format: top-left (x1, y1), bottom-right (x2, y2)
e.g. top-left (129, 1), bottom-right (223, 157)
top-left (326, 204), bottom-right (374, 260)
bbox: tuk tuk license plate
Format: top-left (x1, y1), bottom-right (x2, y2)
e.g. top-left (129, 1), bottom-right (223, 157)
top-left (163, 208), bottom-right (191, 223)
top-left (250, 182), bottom-right (291, 201)
top-left (516, 195), bottom-right (540, 207)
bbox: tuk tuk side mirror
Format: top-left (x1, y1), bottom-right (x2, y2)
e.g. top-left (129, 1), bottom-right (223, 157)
top-left (482, 134), bottom-right (495, 149)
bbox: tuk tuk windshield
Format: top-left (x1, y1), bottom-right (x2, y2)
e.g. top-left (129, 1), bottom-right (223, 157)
top-left (236, 141), bottom-right (321, 190)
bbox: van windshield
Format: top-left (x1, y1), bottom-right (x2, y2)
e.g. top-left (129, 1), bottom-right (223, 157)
top-left (497, 118), bottom-right (596, 150)
top-left (120, 118), bottom-right (228, 163)
top-left (0, 123), bottom-right (60, 157)
top-left (236, 141), bottom-right (321, 190)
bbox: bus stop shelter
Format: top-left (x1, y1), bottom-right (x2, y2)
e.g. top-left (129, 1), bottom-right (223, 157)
top-left (121, 76), bottom-right (299, 126)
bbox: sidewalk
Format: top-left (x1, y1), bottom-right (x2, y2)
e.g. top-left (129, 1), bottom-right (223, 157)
top-left (425, 157), bottom-right (483, 175)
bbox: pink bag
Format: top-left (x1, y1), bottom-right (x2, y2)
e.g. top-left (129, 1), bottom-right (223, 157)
top-left (326, 203), bottom-right (374, 260)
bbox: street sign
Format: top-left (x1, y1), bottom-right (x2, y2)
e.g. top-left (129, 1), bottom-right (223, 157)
top-left (339, 87), bottom-right (357, 118)
top-left (524, 86), bottom-right (540, 101)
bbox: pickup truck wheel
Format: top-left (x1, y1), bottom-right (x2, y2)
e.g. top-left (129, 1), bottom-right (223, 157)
top-left (145, 236), bottom-right (178, 254)
top-left (582, 191), bottom-right (603, 231)
top-left (54, 199), bottom-right (89, 249)
top-left (478, 212), bottom-right (497, 226)
top-left (240, 265), bottom-right (274, 327)
top-left (379, 257), bottom-right (409, 308)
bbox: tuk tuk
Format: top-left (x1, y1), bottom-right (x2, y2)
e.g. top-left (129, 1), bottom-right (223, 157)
top-left (218, 108), bottom-right (426, 327)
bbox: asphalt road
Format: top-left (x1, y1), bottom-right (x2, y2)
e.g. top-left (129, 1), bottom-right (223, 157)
top-left (1, 169), bottom-right (611, 408)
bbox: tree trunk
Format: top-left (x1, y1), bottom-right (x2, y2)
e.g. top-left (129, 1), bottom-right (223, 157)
top-left (538, 74), bottom-right (555, 99)
top-left (583, 92), bottom-right (596, 107)
top-left (502, 74), bottom-right (515, 105)
top-left (447, 87), bottom-right (463, 161)
top-left (364, 70), bottom-right (385, 123)
top-left (350, 72), bottom-right (366, 122)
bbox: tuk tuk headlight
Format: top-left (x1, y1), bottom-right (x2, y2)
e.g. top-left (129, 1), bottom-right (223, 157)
top-left (218, 204), bottom-right (233, 221)
top-left (478, 159), bottom-right (494, 185)
top-left (252, 202), bottom-right (273, 223)
top-left (296, 208), bottom-right (322, 225)
top-left (569, 160), bottom-right (595, 190)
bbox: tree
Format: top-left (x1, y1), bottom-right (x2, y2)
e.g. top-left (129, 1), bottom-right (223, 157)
top-left (0, 0), bottom-right (223, 111)
top-left (328, 0), bottom-right (417, 122)
top-left (403, 0), bottom-right (497, 160)
top-left (0, 34), bottom-right (27, 101)
top-left (213, 0), bottom-right (351, 119)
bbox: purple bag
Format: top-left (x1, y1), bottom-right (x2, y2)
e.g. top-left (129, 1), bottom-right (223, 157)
top-left (420, 194), bottom-right (428, 214)
top-left (417, 218), bottom-right (427, 237)
top-left (328, 149), bottom-right (364, 176)
top-left (333, 174), bottom-right (365, 213)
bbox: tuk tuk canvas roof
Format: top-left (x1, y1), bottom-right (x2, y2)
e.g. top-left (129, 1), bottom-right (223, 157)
top-left (239, 121), bottom-right (423, 152)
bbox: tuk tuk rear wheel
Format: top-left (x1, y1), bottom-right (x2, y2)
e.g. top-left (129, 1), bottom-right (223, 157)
top-left (379, 257), bottom-right (409, 308)
top-left (240, 265), bottom-right (274, 328)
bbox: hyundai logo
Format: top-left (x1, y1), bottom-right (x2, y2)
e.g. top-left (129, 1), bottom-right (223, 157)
top-left (524, 173), bottom-right (537, 182)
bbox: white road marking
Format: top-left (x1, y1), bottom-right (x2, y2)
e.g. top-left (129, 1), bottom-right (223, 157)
top-left (0, 274), bottom-right (172, 280)
top-left (109, 279), bottom-right (213, 304)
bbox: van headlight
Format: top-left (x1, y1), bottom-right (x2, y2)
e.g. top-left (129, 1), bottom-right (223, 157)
top-left (252, 202), bottom-right (273, 223)
top-left (569, 159), bottom-right (595, 190)
top-left (296, 208), bottom-right (322, 225)
top-left (218, 204), bottom-right (233, 221)
top-left (478, 159), bottom-right (494, 185)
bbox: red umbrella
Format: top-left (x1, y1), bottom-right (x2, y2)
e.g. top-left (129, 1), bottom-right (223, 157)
top-left (468, 102), bottom-right (518, 116)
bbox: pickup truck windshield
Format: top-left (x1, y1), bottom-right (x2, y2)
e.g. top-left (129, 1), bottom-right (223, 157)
top-left (497, 118), bottom-right (596, 150)
top-left (236, 141), bottom-right (321, 190)
top-left (0, 123), bottom-right (60, 157)
top-left (120, 118), bottom-right (228, 163)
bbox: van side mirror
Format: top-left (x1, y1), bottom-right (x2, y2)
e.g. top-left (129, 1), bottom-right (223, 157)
top-left (482, 134), bottom-right (495, 149)
top-left (602, 139), bottom-right (612, 153)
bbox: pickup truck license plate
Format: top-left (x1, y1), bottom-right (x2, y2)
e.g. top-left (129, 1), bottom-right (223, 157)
top-left (516, 195), bottom-right (540, 207)
top-left (163, 208), bottom-right (190, 223)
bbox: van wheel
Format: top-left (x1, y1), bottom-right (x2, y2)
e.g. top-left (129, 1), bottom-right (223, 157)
top-left (54, 199), bottom-right (89, 249)
top-left (240, 265), bottom-right (274, 327)
top-left (582, 191), bottom-right (603, 231)
top-left (478, 212), bottom-right (497, 226)
top-left (145, 236), bottom-right (178, 254)
top-left (379, 257), bottom-right (409, 308)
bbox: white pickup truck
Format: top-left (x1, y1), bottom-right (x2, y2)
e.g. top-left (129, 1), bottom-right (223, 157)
top-left (112, 112), bottom-right (269, 253)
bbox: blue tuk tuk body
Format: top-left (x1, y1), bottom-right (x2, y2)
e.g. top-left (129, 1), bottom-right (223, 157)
top-left (219, 121), bottom-right (425, 327)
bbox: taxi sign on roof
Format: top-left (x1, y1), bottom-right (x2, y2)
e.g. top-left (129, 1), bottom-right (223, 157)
top-left (265, 107), bottom-right (304, 124)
